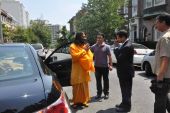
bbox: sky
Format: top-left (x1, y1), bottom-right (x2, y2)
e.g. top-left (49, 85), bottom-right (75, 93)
top-left (19, 0), bottom-right (87, 28)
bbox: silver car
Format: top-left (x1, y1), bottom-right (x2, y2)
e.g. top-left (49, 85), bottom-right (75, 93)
top-left (31, 43), bottom-right (46, 59)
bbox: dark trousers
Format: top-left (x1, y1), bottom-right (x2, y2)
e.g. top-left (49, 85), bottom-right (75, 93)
top-left (95, 66), bottom-right (109, 96)
top-left (118, 77), bottom-right (133, 108)
top-left (154, 79), bottom-right (170, 113)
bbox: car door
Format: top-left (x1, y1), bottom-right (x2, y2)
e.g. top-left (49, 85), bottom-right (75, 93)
top-left (44, 42), bottom-right (72, 87)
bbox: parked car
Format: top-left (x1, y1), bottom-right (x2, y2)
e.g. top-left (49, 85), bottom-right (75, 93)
top-left (111, 43), bottom-right (154, 66)
top-left (0, 43), bottom-right (72, 113)
top-left (31, 43), bottom-right (46, 59)
top-left (141, 50), bottom-right (155, 76)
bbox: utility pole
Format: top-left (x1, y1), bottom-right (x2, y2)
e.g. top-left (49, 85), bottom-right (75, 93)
top-left (0, 0), bottom-right (3, 43)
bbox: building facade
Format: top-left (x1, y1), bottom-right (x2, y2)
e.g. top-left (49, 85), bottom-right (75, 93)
top-left (1, 9), bottom-right (18, 27)
top-left (128, 0), bottom-right (144, 42)
top-left (48, 24), bottom-right (61, 47)
top-left (128, 0), bottom-right (170, 43)
top-left (68, 16), bottom-right (76, 34)
top-left (0, 9), bottom-right (18, 42)
top-left (142, 0), bottom-right (170, 42)
top-left (0, 0), bottom-right (29, 28)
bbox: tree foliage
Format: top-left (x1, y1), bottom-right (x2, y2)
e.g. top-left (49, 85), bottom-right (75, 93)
top-left (30, 20), bottom-right (51, 47)
top-left (2, 24), bottom-right (15, 42)
top-left (56, 26), bottom-right (75, 47)
top-left (75, 0), bottom-right (126, 44)
top-left (12, 26), bottom-right (28, 42)
top-left (7, 19), bottom-right (51, 47)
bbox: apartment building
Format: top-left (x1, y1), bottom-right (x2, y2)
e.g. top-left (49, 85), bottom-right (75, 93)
top-left (48, 24), bottom-right (61, 47)
top-left (1, 9), bottom-right (18, 27)
top-left (68, 16), bottom-right (76, 34)
top-left (126, 0), bottom-right (170, 49)
top-left (127, 0), bottom-right (143, 42)
top-left (68, 4), bottom-right (87, 33)
top-left (0, 0), bottom-right (29, 28)
top-left (142, 0), bottom-right (170, 42)
top-left (0, 9), bottom-right (18, 42)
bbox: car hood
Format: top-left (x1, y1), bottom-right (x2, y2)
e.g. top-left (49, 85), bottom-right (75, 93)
top-left (0, 76), bottom-right (46, 113)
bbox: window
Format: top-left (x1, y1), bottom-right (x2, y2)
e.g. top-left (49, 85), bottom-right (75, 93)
top-left (56, 46), bottom-right (69, 54)
top-left (132, 0), bottom-right (138, 17)
top-left (31, 43), bottom-right (44, 50)
top-left (144, 0), bottom-right (153, 9)
top-left (154, 0), bottom-right (166, 6)
top-left (38, 56), bottom-right (54, 75)
top-left (50, 45), bottom-right (71, 62)
top-left (0, 47), bottom-right (34, 80)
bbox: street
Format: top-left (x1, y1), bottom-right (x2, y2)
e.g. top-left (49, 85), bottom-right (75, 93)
top-left (64, 66), bottom-right (156, 113)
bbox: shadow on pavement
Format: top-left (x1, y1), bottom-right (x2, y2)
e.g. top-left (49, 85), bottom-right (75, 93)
top-left (70, 106), bottom-right (84, 113)
top-left (89, 96), bottom-right (106, 103)
top-left (96, 107), bottom-right (128, 113)
top-left (137, 71), bottom-right (155, 80)
top-left (113, 64), bottom-right (142, 71)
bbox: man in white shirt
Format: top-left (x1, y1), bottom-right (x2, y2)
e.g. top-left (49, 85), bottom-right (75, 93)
top-left (152, 13), bottom-right (170, 113)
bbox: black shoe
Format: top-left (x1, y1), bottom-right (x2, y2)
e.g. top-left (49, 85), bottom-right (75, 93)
top-left (104, 95), bottom-right (109, 99)
top-left (115, 103), bottom-right (124, 108)
top-left (78, 103), bottom-right (89, 107)
top-left (71, 104), bottom-right (83, 109)
top-left (115, 106), bottom-right (131, 112)
top-left (95, 95), bottom-right (101, 99)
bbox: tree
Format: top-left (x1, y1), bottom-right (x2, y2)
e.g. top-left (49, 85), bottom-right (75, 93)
top-left (12, 26), bottom-right (28, 42)
top-left (30, 19), bottom-right (51, 47)
top-left (75, 0), bottom-right (126, 44)
top-left (56, 26), bottom-right (75, 47)
top-left (25, 28), bottom-right (38, 43)
top-left (2, 24), bottom-right (14, 42)
top-left (2, 19), bottom-right (51, 46)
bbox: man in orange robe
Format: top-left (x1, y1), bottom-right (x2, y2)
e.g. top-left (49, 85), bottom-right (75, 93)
top-left (69, 32), bottom-right (94, 109)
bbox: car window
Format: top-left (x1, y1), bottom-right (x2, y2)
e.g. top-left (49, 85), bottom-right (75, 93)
top-left (150, 50), bottom-right (155, 56)
top-left (38, 56), bottom-right (55, 75)
top-left (133, 43), bottom-right (148, 49)
top-left (49, 45), bottom-right (71, 62)
top-left (31, 44), bottom-right (43, 50)
top-left (56, 46), bottom-right (70, 54)
top-left (0, 46), bottom-right (34, 80)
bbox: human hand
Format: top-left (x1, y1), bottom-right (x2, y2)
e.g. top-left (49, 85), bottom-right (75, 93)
top-left (157, 75), bottom-right (164, 81)
top-left (83, 43), bottom-right (90, 51)
top-left (114, 39), bottom-right (119, 47)
top-left (108, 65), bottom-right (113, 71)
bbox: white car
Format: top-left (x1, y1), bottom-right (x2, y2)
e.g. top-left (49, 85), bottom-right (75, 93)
top-left (31, 43), bottom-right (46, 59)
top-left (141, 51), bottom-right (155, 76)
top-left (111, 43), bottom-right (154, 66)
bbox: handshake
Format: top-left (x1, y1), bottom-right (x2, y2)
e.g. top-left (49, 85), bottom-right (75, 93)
top-left (150, 79), bottom-right (169, 95)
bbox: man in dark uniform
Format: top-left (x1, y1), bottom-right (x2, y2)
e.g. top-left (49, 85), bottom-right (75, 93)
top-left (114, 30), bottom-right (134, 112)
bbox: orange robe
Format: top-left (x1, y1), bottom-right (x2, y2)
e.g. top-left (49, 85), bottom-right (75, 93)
top-left (69, 43), bottom-right (94, 105)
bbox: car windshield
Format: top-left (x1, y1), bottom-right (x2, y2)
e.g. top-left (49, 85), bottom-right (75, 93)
top-left (0, 46), bottom-right (34, 80)
top-left (31, 44), bottom-right (43, 50)
top-left (133, 43), bottom-right (148, 49)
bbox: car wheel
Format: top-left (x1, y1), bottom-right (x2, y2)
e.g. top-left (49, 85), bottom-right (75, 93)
top-left (144, 62), bottom-right (153, 76)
